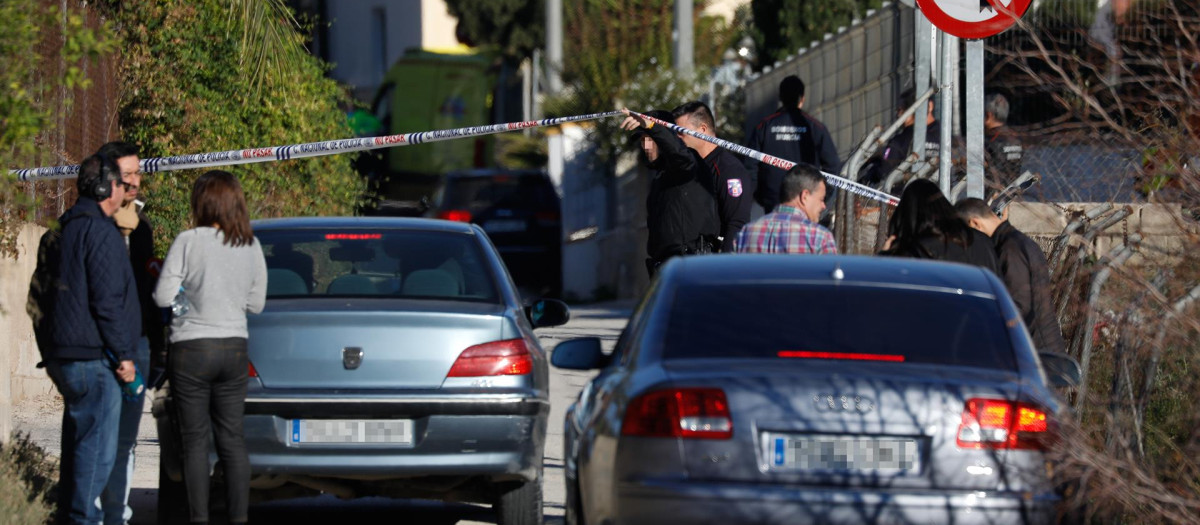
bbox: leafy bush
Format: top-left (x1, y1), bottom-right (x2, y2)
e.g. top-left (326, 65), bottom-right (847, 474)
top-left (0, 433), bottom-right (58, 525)
top-left (0, 1), bottom-right (114, 257)
top-left (111, 0), bottom-right (366, 255)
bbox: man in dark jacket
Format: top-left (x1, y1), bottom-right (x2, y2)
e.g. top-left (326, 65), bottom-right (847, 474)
top-left (984, 93), bottom-right (1025, 192)
top-left (746, 75), bottom-right (841, 213)
top-left (956, 198), bottom-right (1066, 353)
top-left (30, 153), bottom-right (140, 525)
top-left (96, 140), bottom-right (160, 525)
top-left (860, 89), bottom-right (965, 189)
top-left (621, 109), bottom-right (720, 276)
top-left (672, 101), bottom-right (752, 252)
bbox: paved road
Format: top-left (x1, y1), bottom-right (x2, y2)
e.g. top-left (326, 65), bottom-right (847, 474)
top-left (13, 301), bottom-right (632, 524)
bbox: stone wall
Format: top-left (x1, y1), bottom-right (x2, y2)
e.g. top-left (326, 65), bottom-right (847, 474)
top-left (0, 224), bottom-right (56, 441)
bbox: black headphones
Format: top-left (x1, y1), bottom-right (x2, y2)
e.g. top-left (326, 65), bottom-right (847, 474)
top-left (78, 153), bottom-right (122, 200)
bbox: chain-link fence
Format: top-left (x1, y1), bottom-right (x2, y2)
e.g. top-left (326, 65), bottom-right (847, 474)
top-left (7, 0), bottom-right (121, 223)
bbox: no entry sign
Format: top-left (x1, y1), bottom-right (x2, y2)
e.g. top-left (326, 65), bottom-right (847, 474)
top-left (916, 0), bottom-right (1033, 40)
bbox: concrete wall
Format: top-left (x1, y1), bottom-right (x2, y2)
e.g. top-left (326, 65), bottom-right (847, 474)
top-left (846, 202), bottom-right (1196, 259)
top-left (0, 224), bottom-right (57, 441)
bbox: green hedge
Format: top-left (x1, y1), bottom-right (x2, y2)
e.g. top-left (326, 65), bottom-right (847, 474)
top-left (112, 0), bottom-right (366, 255)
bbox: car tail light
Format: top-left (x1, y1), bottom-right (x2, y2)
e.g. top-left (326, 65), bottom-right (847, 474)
top-left (956, 398), bottom-right (1051, 450)
top-left (438, 210), bottom-right (472, 223)
top-left (447, 338), bottom-right (533, 377)
top-left (622, 388), bottom-right (732, 440)
top-left (777, 350), bottom-right (905, 362)
top-left (248, 361), bottom-right (259, 378)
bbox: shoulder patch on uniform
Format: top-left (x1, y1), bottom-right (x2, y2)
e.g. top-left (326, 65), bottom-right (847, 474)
top-left (727, 179), bottom-right (743, 197)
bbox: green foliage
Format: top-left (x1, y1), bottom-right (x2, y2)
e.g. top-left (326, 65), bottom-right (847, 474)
top-left (113, 0), bottom-right (366, 256)
top-left (0, 433), bottom-right (57, 525)
top-left (0, 1), bottom-right (115, 257)
top-left (495, 131), bottom-right (549, 169)
top-left (445, 0), bottom-right (544, 61)
top-left (549, 1), bottom-right (738, 163)
top-left (749, 0), bottom-right (881, 68)
top-left (557, 0), bottom-right (736, 116)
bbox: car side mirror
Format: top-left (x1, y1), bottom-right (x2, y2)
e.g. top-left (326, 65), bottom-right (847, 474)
top-left (1039, 351), bottom-right (1082, 388)
top-left (526, 298), bottom-right (569, 328)
top-left (551, 337), bottom-right (603, 370)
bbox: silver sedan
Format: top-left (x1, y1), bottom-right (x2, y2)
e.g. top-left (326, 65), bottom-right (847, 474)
top-left (553, 254), bottom-right (1079, 525)
top-left (154, 217), bottom-right (568, 525)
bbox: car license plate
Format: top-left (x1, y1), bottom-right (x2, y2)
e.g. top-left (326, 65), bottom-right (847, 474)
top-left (483, 219), bottom-right (527, 233)
top-left (763, 433), bottom-right (920, 473)
top-left (291, 419), bottom-right (413, 445)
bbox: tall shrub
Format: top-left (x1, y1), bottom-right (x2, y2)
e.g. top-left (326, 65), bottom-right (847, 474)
top-left (111, 0), bottom-right (366, 253)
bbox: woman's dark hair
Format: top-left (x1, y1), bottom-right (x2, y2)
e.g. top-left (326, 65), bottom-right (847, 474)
top-left (887, 178), bottom-right (971, 255)
top-left (191, 170), bottom-right (253, 247)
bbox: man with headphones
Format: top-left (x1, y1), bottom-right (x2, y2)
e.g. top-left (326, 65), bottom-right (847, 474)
top-left (32, 153), bottom-right (140, 525)
top-left (95, 141), bottom-right (161, 525)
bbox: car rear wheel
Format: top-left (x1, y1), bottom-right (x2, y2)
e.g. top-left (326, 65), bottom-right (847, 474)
top-left (494, 476), bottom-right (543, 525)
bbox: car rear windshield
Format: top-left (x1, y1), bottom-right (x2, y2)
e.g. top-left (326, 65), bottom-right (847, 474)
top-left (663, 283), bottom-right (1016, 370)
top-left (256, 229), bottom-right (499, 302)
top-left (443, 174), bottom-right (558, 212)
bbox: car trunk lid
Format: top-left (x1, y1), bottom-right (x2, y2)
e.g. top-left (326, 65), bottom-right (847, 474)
top-left (248, 299), bottom-right (506, 389)
top-left (661, 359), bottom-right (1028, 491)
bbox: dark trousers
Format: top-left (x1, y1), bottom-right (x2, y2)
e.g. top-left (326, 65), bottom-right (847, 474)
top-left (170, 338), bottom-right (250, 524)
top-left (45, 358), bottom-right (121, 525)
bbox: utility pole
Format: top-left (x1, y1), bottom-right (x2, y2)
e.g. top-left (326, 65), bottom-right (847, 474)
top-left (938, 32), bottom-right (958, 196)
top-left (965, 40), bottom-right (985, 200)
top-left (545, 0), bottom-right (564, 192)
top-left (674, 0), bottom-right (694, 75)
top-left (546, 0), bottom-right (563, 94)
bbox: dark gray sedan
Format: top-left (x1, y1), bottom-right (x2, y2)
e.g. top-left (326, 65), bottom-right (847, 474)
top-left (154, 217), bottom-right (568, 525)
top-left (553, 255), bottom-right (1079, 525)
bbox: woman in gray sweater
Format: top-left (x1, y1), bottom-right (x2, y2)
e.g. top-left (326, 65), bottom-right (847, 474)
top-left (154, 170), bottom-right (266, 525)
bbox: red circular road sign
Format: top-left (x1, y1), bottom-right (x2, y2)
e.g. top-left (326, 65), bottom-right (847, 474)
top-left (916, 0), bottom-right (1033, 40)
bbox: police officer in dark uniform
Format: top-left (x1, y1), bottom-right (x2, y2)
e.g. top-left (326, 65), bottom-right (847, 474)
top-left (746, 75), bottom-right (842, 213)
top-left (621, 109), bottom-right (719, 277)
top-left (671, 101), bottom-right (752, 252)
top-left (984, 93), bottom-right (1024, 192)
top-left (860, 89), bottom-right (965, 190)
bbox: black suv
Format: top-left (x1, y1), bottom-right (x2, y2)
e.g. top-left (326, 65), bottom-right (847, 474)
top-left (428, 169), bottom-right (562, 299)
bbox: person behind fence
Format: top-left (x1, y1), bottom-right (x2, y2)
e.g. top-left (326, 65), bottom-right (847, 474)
top-left (746, 75), bottom-right (841, 214)
top-left (984, 93), bottom-right (1025, 192)
top-left (95, 140), bottom-right (160, 525)
top-left (672, 100), bottom-right (752, 252)
top-left (880, 179), bottom-right (998, 273)
top-left (956, 198), bottom-right (1066, 353)
top-left (27, 153), bottom-right (139, 525)
top-left (621, 108), bottom-right (719, 277)
top-left (154, 170), bottom-right (267, 525)
top-left (859, 88), bottom-right (964, 189)
top-left (735, 163), bottom-right (837, 254)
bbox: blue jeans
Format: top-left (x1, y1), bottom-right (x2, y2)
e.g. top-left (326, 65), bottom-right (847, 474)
top-left (99, 339), bottom-right (149, 525)
top-left (45, 358), bottom-right (122, 525)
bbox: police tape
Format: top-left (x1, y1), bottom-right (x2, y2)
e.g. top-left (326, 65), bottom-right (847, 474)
top-left (627, 110), bottom-right (900, 206)
top-left (9, 111), bottom-right (623, 182)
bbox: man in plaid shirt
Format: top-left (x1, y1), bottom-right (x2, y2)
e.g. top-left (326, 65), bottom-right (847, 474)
top-left (735, 163), bottom-right (838, 254)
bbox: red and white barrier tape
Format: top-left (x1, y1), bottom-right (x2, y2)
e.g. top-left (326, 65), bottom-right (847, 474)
top-left (10, 111), bottom-right (622, 181)
top-left (11, 107), bottom-right (899, 206)
top-left (628, 110), bottom-right (899, 206)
